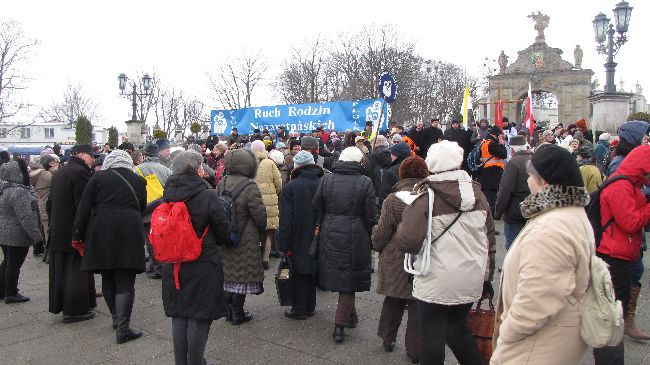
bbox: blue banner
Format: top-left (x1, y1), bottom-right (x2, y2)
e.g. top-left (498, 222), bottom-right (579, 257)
top-left (211, 99), bottom-right (390, 135)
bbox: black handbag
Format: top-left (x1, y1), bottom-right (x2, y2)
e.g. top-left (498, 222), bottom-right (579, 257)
top-left (275, 257), bottom-right (293, 306)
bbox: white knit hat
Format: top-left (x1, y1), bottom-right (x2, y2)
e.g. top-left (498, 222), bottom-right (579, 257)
top-left (269, 150), bottom-right (285, 165)
top-left (425, 140), bottom-right (464, 173)
top-left (339, 147), bottom-right (364, 163)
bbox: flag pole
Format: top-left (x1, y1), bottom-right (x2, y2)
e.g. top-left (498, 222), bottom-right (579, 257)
top-left (372, 97), bottom-right (387, 150)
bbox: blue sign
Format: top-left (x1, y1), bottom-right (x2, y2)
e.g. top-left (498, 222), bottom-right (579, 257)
top-left (378, 71), bottom-right (398, 103)
top-left (211, 99), bottom-right (391, 135)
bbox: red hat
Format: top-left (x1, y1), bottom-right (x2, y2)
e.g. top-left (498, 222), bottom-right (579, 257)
top-left (575, 119), bottom-right (587, 129)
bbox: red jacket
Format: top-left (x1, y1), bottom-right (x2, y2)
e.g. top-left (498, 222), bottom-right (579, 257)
top-left (598, 145), bottom-right (650, 261)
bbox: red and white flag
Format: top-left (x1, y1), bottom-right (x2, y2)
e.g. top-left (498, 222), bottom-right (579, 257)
top-left (523, 83), bottom-right (534, 140)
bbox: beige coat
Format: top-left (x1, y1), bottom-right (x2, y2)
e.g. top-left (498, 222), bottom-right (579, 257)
top-left (254, 152), bottom-right (282, 230)
top-left (491, 206), bottom-right (594, 365)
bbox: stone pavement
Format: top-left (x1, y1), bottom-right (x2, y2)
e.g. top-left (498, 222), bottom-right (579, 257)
top-left (1, 221), bottom-right (649, 365)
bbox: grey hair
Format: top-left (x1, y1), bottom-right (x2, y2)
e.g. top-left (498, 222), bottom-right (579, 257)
top-left (510, 144), bottom-right (529, 153)
top-left (171, 150), bottom-right (203, 175)
top-left (526, 160), bottom-right (544, 183)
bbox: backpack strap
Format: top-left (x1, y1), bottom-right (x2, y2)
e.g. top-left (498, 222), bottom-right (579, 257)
top-left (229, 178), bottom-right (254, 201)
top-left (110, 169), bottom-right (140, 207)
top-left (598, 175), bottom-right (634, 238)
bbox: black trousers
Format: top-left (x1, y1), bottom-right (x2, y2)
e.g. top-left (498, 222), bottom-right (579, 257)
top-left (172, 317), bottom-right (212, 365)
top-left (0, 245), bottom-right (30, 297)
top-left (101, 270), bottom-right (136, 295)
top-left (378, 297), bottom-right (420, 359)
top-left (593, 253), bottom-right (630, 365)
top-left (481, 187), bottom-right (497, 216)
top-left (417, 301), bottom-right (484, 365)
top-left (291, 273), bottom-right (316, 314)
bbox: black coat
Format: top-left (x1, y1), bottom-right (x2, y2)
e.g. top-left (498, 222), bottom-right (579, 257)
top-left (378, 156), bottom-right (406, 201)
top-left (161, 174), bottom-right (230, 321)
top-left (73, 168), bottom-right (147, 272)
top-left (409, 127), bottom-right (427, 158)
top-left (313, 161), bottom-right (378, 293)
top-left (278, 165), bottom-right (324, 274)
top-left (48, 156), bottom-right (93, 253)
top-left (423, 126), bottom-right (443, 153)
top-left (363, 147), bottom-right (392, 195)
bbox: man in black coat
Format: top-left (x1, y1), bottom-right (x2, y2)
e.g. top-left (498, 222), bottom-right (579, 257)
top-left (443, 120), bottom-right (472, 171)
top-left (362, 136), bottom-right (392, 207)
top-left (378, 142), bottom-right (412, 202)
top-left (422, 118), bottom-right (443, 157)
top-left (278, 151), bottom-right (324, 320)
top-left (494, 135), bottom-right (531, 250)
top-left (409, 121), bottom-right (427, 159)
top-left (48, 144), bottom-right (97, 323)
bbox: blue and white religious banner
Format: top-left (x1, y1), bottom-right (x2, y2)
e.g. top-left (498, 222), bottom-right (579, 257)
top-left (211, 99), bottom-right (391, 135)
top-left (377, 71), bottom-right (398, 104)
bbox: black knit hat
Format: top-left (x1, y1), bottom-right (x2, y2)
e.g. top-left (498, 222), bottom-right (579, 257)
top-left (531, 144), bottom-right (583, 187)
top-left (489, 125), bottom-right (502, 136)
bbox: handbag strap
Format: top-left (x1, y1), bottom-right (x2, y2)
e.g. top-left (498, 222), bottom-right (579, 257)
top-left (314, 173), bottom-right (332, 229)
top-left (475, 294), bottom-right (495, 312)
top-left (110, 169), bottom-right (140, 207)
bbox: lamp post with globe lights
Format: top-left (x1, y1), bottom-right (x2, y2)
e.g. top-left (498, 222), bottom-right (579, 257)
top-left (593, 1), bottom-right (633, 94)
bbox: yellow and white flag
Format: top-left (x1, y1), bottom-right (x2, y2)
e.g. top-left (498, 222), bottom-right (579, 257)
top-left (461, 85), bottom-right (470, 129)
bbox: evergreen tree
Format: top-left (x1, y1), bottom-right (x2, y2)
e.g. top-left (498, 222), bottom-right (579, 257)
top-left (108, 126), bottom-right (119, 148)
top-left (75, 115), bottom-right (93, 144)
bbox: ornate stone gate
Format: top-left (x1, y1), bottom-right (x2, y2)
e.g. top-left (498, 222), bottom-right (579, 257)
top-left (487, 12), bottom-right (594, 125)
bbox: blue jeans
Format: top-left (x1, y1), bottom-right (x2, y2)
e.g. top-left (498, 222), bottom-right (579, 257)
top-left (504, 221), bottom-right (525, 251)
top-left (630, 251), bottom-right (644, 285)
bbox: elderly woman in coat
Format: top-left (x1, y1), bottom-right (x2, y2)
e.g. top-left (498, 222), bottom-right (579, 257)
top-left (251, 140), bottom-right (282, 270)
top-left (371, 156), bottom-right (428, 364)
top-left (491, 144), bottom-right (593, 364)
top-left (313, 147), bottom-right (378, 343)
top-left (218, 149), bottom-right (267, 325)
top-left (29, 153), bottom-right (59, 258)
top-left (0, 160), bottom-right (44, 303)
top-left (160, 151), bottom-right (230, 365)
top-left (394, 141), bottom-right (496, 365)
top-left (278, 151), bottom-right (323, 319)
top-left (72, 149), bottom-right (147, 344)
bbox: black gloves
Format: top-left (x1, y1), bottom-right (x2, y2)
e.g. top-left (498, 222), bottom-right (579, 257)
top-left (482, 281), bottom-right (494, 300)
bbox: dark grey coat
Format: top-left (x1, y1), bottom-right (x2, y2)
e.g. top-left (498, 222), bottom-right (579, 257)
top-left (313, 160), bottom-right (378, 293)
top-left (217, 149), bottom-right (267, 284)
top-left (0, 161), bottom-right (43, 247)
top-left (494, 150), bottom-right (532, 223)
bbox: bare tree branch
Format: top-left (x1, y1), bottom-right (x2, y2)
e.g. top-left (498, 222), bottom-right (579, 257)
top-left (44, 82), bottom-right (98, 123)
top-left (208, 50), bottom-right (268, 110)
top-left (0, 19), bottom-right (39, 123)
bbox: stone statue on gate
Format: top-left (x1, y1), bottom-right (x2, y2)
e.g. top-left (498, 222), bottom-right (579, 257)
top-left (574, 45), bottom-right (583, 69)
top-left (498, 51), bottom-right (508, 75)
top-left (528, 11), bottom-right (550, 44)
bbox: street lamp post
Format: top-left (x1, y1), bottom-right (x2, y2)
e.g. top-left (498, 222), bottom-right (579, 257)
top-left (118, 73), bottom-right (152, 121)
top-left (593, 1), bottom-right (633, 94)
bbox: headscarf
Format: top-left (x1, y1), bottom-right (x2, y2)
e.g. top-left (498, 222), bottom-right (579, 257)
top-left (102, 149), bottom-right (135, 171)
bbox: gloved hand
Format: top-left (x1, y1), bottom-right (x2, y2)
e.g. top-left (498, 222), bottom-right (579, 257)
top-left (71, 240), bottom-right (84, 257)
top-left (481, 281), bottom-right (494, 300)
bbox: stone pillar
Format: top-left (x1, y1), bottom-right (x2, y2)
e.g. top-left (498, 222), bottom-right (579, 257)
top-left (125, 120), bottom-right (145, 146)
top-left (589, 92), bottom-right (633, 133)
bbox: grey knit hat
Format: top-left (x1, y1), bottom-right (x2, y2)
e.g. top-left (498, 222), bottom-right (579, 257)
top-left (301, 136), bottom-right (319, 151)
top-left (293, 150), bottom-right (315, 168)
top-left (171, 150), bottom-right (203, 175)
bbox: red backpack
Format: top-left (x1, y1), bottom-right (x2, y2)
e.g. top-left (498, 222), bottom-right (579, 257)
top-left (149, 201), bottom-right (208, 289)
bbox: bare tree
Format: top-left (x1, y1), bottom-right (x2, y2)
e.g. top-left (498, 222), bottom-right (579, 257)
top-left (180, 98), bottom-right (208, 138)
top-left (153, 87), bottom-right (183, 139)
top-left (0, 19), bottom-right (39, 125)
top-left (275, 38), bottom-right (330, 104)
top-left (209, 50), bottom-right (268, 109)
top-left (45, 82), bottom-right (98, 123)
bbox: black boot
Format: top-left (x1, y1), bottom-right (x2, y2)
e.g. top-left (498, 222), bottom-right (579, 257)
top-left (224, 292), bottom-right (233, 322)
top-left (103, 289), bottom-right (117, 330)
top-left (115, 291), bottom-right (142, 344)
top-left (231, 293), bottom-right (253, 325)
top-left (345, 309), bottom-right (359, 328)
top-left (333, 326), bottom-right (345, 343)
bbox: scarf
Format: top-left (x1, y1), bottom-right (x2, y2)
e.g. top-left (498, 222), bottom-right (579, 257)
top-left (521, 184), bottom-right (590, 219)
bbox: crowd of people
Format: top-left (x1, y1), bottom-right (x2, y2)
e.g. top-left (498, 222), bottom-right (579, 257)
top-left (0, 114), bottom-right (649, 365)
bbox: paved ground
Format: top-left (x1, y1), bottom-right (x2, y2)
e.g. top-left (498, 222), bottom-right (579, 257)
top-left (1, 221), bottom-right (649, 365)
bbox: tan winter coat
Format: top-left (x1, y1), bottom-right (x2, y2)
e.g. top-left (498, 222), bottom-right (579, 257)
top-left (29, 168), bottom-right (53, 222)
top-left (254, 152), bottom-right (282, 230)
top-left (394, 170), bottom-right (496, 305)
top-left (371, 178), bottom-right (420, 300)
top-left (491, 193), bottom-right (593, 364)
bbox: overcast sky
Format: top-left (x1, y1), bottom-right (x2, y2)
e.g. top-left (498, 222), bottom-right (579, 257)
top-left (4, 0), bottom-right (648, 130)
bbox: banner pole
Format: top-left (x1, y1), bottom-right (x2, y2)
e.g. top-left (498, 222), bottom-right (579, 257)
top-left (372, 98), bottom-right (387, 150)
